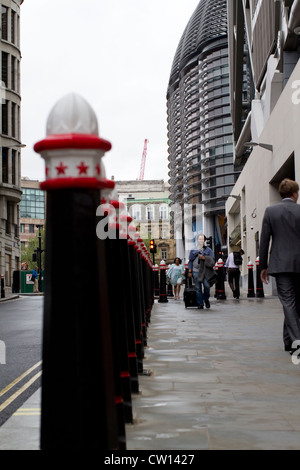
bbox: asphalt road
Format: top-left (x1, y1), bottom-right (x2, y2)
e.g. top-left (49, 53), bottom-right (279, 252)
top-left (0, 296), bottom-right (43, 426)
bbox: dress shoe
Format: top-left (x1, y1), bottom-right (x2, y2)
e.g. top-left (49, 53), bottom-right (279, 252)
top-left (205, 300), bottom-right (210, 308)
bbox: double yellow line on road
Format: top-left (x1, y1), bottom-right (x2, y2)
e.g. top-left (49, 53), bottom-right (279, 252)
top-left (0, 361), bottom-right (42, 413)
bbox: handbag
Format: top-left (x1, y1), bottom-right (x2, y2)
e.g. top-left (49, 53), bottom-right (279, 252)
top-left (207, 271), bottom-right (218, 287)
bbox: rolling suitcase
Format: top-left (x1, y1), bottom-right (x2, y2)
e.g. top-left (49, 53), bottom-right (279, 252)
top-left (183, 278), bottom-right (198, 308)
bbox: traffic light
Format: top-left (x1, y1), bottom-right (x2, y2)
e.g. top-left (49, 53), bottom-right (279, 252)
top-left (206, 236), bottom-right (213, 248)
top-left (150, 239), bottom-right (156, 253)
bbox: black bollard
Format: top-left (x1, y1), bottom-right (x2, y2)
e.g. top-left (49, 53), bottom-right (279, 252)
top-left (1, 275), bottom-right (5, 298)
top-left (158, 260), bottom-right (168, 303)
top-left (108, 201), bottom-right (133, 424)
top-left (134, 235), bottom-right (148, 347)
top-left (214, 261), bottom-right (218, 298)
top-left (153, 264), bottom-right (159, 297)
top-left (128, 226), bottom-right (145, 374)
top-left (247, 261), bottom-right (255, 298)
top-left (256, 256), bottom-right (264, 298)
top-left (215, 259), bottom-right (226, 300)
top-left (97, 190), bottom-right (129, 443)
top-left (119, 214), bottom-right (139, 394)
top-left (34, 93), bottom-right (119, 450)
top-left (141, 244), bottom-right (153, 325)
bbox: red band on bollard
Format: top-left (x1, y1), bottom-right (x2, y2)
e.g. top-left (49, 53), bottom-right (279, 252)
top-left (120, 371), bottom-right (130, 378)
top-left (128, 352), bottom-right (137, 358)
top-left (115, 396), bottom-right (123, 405)
top-left (40, 177), bottom-right (108, 191)
top-left (34, 133), bottom-right (112, 152)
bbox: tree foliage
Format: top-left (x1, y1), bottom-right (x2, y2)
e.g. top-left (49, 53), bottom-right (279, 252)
top-left (21, 227), bottom-right (46, 270)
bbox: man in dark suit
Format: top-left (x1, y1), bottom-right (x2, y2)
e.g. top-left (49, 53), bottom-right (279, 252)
top-left (259, 178), bottom-right (300, 353)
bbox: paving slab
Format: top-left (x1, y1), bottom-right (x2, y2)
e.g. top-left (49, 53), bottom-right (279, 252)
top-left (1, 289), bottom-right (300, 451)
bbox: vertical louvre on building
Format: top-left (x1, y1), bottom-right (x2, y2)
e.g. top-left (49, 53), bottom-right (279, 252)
top-left (167, 0), bottom-right (238, 250)
top-left (252, 0), bottom-right (278, 88)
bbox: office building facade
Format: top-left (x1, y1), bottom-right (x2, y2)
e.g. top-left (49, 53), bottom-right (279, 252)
top-left (0, 0), bottom-right (23, 291)
top-left (167, 0), bottom-right (240, 262)
top-left (226, 0), bottom-right (300, 292)
top-left (116, 179), bottom-right (176, 265)
top-left (20, 178), bottom-right (46, 248)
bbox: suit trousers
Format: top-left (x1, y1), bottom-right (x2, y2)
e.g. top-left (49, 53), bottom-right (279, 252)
top-left (228, 268), bottom-right (240, 299)
top-left (275, 273), bottom-right (300, 347)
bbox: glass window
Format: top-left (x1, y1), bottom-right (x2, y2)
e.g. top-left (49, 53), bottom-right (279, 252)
top-left (29, 224), bottom-right (34, 233)
top-left (11, 102), bottom-right (16, 137)
top-left (1, 6), bottom-right (8, 41)
top-left (6, 201), bottom-right (13, 234)
top-left (20, 187), bottom-right (45, 218)
top-left (11, 56), bottom-right (15, 90)
top-left (131, 204), bottom-right (141, 221)
top-left (12, 149), bottom-right (16, 185)
top-left (2, 52), bottom-right (8, 87)
top-left (11, 10), bottom-right (15, 44)
top-left (159, 204), bottom-right (168, 220)
top-left (2, 147), bottom-right (8, 183)
top-left (147, 205), bottom-right (154, 221)
top-left (2, 100), bottom-right (8, 135)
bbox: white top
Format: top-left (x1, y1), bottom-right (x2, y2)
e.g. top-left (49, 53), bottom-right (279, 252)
top-left (46, 93), bottom-right (99, 136)
top-left (225, 252), bottom-right (239, 269)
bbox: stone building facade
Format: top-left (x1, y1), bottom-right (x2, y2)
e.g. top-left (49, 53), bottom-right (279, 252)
top-left (0, 0), bottom-right (24, 291)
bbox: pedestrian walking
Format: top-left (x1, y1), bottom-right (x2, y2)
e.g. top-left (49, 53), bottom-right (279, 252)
top-left (225, 249), bottom-right (244, 299)
top-left (187, 234), bottom-right (215, 309)
top-left (259, 178), bottom-right (300, 354)
top-left (32, 266), bottom-right (38, 293)
top-left (167, 257), bottom-right (185, 300)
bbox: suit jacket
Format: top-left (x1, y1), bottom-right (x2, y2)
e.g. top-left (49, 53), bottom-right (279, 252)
top-left (259, 199), bottom-right (300, 275)
top-left (188, 247), bottom-right (215, 271)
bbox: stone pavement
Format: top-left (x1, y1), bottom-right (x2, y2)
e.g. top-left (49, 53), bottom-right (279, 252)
top-left (126, 293), bottom-right (300, 450)
top-left (1, 288), bottom-right (300, 450)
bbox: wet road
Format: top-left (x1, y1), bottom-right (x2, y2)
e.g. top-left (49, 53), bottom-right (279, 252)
top-left (0, 296), bottom-right (43, 426)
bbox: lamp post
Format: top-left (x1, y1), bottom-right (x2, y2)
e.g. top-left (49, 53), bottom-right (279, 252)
top-left (35, 224), bottom-right (44, 292)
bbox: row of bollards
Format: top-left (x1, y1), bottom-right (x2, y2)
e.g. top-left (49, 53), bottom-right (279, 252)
top-left (155, 257), bottom-right (264, 301)
top-left (34, 94), bottom-right (155, 450)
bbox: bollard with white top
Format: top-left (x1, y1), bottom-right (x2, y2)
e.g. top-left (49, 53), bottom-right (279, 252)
top-left (215, 258), bottom-right (226, 300)
top-left (153, 264), bottom-right (159, 297)
top-left (158, 260), bottom-right (168, 303)
top-left (127, 225), bottom-right (145, 373)
top-left (247, 260), bottom-right (255, 298)
top-left (34, 93), bottom-right (120, 450)
top-left (256, 256), bottom-right (264, 298)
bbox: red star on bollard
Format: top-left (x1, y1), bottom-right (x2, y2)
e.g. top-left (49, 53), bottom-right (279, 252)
top-left (77, 161), bottom-right (89, 175)
top-left (56, 162), bottom-right (68, 175)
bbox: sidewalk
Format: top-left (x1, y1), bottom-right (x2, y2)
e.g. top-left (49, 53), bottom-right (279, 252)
top-left (1, 288), bottom-right (300, 450)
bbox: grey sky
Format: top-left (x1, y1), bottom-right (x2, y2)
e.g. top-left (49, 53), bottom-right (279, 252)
top-left (20, 0), bottom-right (200, 182)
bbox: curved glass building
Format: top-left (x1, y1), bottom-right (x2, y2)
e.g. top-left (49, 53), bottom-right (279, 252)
top-left (167, 0), bottom-right (240, 259)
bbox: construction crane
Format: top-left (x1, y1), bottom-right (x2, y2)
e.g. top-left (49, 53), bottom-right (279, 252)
top-left (138, 139), bottom-right (148, 180)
